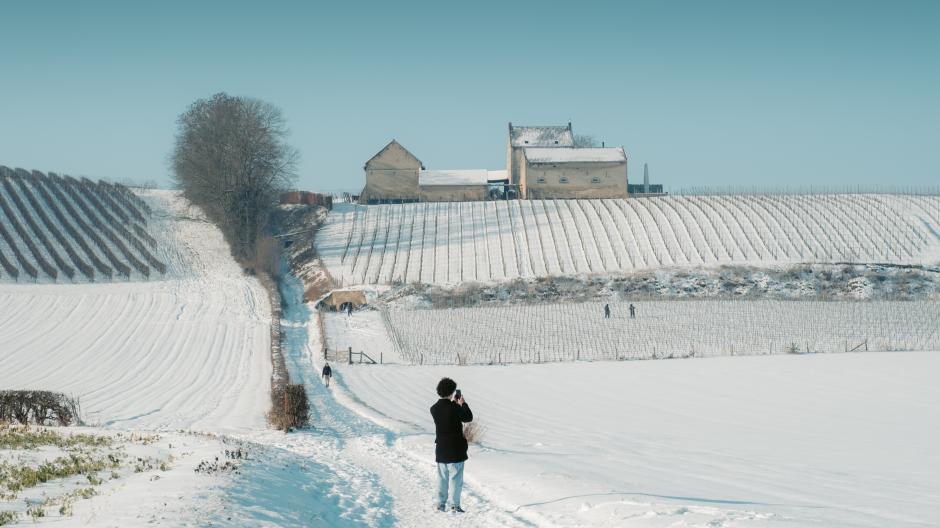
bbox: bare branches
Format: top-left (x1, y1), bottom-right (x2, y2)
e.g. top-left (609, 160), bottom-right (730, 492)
top-left (171, 93), bottom-right (298, 261)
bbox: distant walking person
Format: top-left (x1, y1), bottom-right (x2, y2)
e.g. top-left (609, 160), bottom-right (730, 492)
top-left (629, 303), bottom-right (636, 319)
top-left (322, 362), bottom-right (332, 387)
top-left (430, 377), bottom-right (473, 513)
top-left (346, 303), bottom-right (353, 317)
top-left (604, 304), bottom-right (611, 319)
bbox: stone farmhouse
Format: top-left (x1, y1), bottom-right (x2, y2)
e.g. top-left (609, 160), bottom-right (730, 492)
top-left (359, 122), bottom-right (628, 203)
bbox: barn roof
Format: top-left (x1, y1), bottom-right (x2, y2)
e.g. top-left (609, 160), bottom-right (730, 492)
top-left (364, 139), bottom-right (425, 170)
top-left (316, 289), bottom-right (368, 309)
top-left (509, 123), bottom-right (574, 147)
top-left (524, 147), bottom-right (626, 164)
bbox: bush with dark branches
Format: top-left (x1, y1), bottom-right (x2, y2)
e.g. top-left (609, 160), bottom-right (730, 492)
top-left (0, 390), bottom-right (82, 426)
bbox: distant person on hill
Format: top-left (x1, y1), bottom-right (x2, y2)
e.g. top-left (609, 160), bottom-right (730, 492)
top-left (604, 304), bottom-right (611, 319)
top-left (430, 377), bottom-right (473, 513)
top-left (322, 362), bottom-right (332, 387)
top-left (629, 303), bottom-right (636, 319)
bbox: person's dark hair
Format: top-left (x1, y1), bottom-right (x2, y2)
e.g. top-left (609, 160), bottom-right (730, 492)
top-left (436, 378), bottom-right (457, 398)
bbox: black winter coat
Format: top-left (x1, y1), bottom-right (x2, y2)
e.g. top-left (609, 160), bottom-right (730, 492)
top-left (322, 365), bottom-right (332, 377)
top-left (430, 399), bottom-right (473, 463)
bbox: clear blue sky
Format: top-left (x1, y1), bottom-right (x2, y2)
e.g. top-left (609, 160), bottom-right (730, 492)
top-left (1, 1), bottom-right (938, 192)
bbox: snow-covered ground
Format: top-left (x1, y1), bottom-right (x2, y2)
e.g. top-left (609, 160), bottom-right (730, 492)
top-left (322, 310), bottom-right (403, 364)
top-left (334, 352), bottom-right (940, 528)
top-left (0, 190), bottom-right (271, 432)
top-left (4, 190), bottom-right (938, 527)
top-left (0, 427), bottom-right (239, 526)
top-left (379, 299), bottom-right (940, 364)
top-left (316, 196), bottom-right (940, 286)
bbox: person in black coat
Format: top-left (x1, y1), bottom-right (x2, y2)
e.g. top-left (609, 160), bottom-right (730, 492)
top-left (430, 377), bottom-right (473, 513)
top-left (321, 362), bottom-right (332, 387)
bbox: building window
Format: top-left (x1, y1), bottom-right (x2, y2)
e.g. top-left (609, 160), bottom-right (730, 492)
top-left (559, 177), bottom-right (569, 184)
top-left (591, 176), bottom-right (601, 184)
top-left (536, 177), bottom-right (546, 184)
top-left (524, 140), bottom-right (529, 144)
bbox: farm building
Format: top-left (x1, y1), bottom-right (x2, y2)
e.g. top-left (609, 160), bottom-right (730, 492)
top-left (521, 147), bottom-right (628, 199)
top-left (361, 122), bottom-right (629, 202)
top-left (360, 140), bottom-right (424, 203)
top-left (316, 289), bottom-right (367, 312)
top-left (506, 122), bottom-right (574, 189)
top-left (418, 169), bottom-right (507, 202)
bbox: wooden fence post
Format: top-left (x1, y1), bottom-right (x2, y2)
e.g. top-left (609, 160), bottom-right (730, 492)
top-left (348, 347), bottom-right (352, 365)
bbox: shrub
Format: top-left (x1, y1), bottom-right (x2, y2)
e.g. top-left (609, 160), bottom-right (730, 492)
top-left (0, 391), bottom-right (82, 426)
top-left (267, 383), bottom-right (309, 432)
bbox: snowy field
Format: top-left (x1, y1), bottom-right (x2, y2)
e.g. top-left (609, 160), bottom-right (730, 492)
top-left (323, 310), bottom-right (403, 364)
top-left (4, 188), bottom-right (938, 527)
top-left (379, 299), bottom-right (940, 364)
top-left (316, 195), bottom-right (940, 286)
top-left (0, 190), bottom-right (271, 432)
top-left (335, 352), bottom-right (940, 528)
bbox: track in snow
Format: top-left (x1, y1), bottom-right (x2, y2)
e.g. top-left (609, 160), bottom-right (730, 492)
top-left (225, 267), bottom-right (537, 527)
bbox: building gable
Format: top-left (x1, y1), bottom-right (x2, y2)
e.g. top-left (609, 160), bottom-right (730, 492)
top-left (365, 140), bottom-right (424, 171)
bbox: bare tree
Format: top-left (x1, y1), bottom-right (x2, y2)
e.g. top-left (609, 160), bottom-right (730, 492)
top-left (171, 93), bottom-right (298, 261)
top-left (573, 134), bottom-right (599, 147)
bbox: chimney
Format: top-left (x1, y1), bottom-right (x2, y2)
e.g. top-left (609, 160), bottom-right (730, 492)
top-left (643, 163), bottom-right (650, 194)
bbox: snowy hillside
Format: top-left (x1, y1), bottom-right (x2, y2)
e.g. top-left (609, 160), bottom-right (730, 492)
top-left (0, 190), bottom-right (271, 432)
top-left (316, 195), bottom-right (940, 286)
top-left (0, 167), bottom-right (166, 282)
top-left (335, 353), bottom-right (940, 528)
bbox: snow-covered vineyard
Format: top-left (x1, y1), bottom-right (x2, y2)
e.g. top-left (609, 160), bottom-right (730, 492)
top-left (0, 190), bottom-right (271, 431)
top-left (317, 195), bottom-right (940, 286)
top-left (379, 299), bottom-right (940, 364)
top-left (0, 166), bottom-right (166, 282)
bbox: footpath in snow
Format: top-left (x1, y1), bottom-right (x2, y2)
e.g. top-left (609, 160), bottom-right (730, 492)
top-left (224, 268), bottom-right (536, 527)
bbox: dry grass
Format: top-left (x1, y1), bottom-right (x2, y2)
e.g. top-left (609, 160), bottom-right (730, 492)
top-left (267, 383), bottom-right (309, 432)
top-left (463, 420), bottom-right (486, 444)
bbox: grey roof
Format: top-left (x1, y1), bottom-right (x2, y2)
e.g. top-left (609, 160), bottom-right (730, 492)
top-left (524, 147), bottom-right (626, 164)
top-left (509, 124), bottom-right (574, 148)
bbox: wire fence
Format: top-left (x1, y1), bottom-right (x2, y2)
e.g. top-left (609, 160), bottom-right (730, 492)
top-left (380, 299), bottom-right (940, 365)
